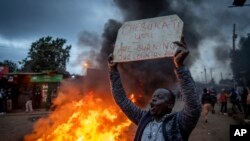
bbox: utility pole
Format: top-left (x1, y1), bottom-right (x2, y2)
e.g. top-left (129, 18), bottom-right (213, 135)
top-left (232, 24), bottom-right (237, 52)
top-left (210, 68), bottom-right (213, 81)
top-left (232, 24), bottom-right (237, 89)
top-left (201, 71), bottom-right (203, 83)
top-left (204, 66), bottom-right (207, 84)
top-left (220, 72), bottom-right (223, 80)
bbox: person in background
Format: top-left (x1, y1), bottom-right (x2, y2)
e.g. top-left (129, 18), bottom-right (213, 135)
top-left (0, 88), bottom-right (5, 115)
top-left (202, 88), bottom-right (212, 123)
top-left (1, 88), bottom-right (7, 114)
top-left (49, 89), bottom-right (58, 111)
top-left (6, 87), bottom-right (13, 112)
top-left (219, 89), bottom-right (229, 115)
top-left (209, 88), bottom-right (217, 114)
top-left (243, 87), bottom-right (250, 122)
top-left (25, 89), bottom-right (33, 112)
top-left (230, 88), bottom-right (243, 114)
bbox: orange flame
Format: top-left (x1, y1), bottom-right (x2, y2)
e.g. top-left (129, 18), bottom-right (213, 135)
top-left (24, 92), bottom-right (134, 141)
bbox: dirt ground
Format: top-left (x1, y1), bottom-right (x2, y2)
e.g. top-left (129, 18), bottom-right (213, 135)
top-left (0, 102), bottom-right (244, 141)
top-left (189, 109), bottom-right (238, 141)
top-left (175, 101), bottom-right (240, 141)
top-left (0, 110), bottom-right (50, 141)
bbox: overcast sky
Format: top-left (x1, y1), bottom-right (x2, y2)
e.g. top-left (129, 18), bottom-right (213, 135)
top-left (0, 0), bottom-right (249, 82)
top-left (0, 0), bottom-right (121, 74)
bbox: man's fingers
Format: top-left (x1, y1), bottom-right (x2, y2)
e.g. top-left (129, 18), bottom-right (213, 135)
top-left (108, 53), bottom-right (114, 63)
top-left (173, 36), bottom-right (189, 68)
top-left (173, 41), bottom-right (184, 47)
top-left (174, 45), bottom-right (189, 56)
top-left (174, 49), bottom-right (189, 60)
top-left (173, 41), bottom-right (187, 49)
top-left (176, 52), bottom-right (185, 59)
top-left (174, 49), bottom-right (182, 57)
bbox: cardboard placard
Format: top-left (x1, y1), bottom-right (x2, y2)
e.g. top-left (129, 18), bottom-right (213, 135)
top-left (113, 15), bottom-right (183, 62)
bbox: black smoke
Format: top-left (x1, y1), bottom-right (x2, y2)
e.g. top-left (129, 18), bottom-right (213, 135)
top-left (78, 0), bottom-right (250, 104)
top-left (98, 19), bottom-right (122, 68)
top-left (114, 0), bottom-right (170, 21)
top-left (75, 31), bottom-right (102, 68)
top-left (99, 0), bottom-right (183, 102)
top-left (78, 31), bottom-right (101, 49)
top-left (214, 46), bottom-right (230, 64)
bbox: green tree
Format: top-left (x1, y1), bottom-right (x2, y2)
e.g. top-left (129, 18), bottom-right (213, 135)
top-left (0, 60), bottom-right (18, 72)
top-left (20, 36), bottom-right (71, 73)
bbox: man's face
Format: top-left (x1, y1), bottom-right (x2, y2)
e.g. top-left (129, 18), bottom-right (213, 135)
top-left (150, 89), bottom-right (171, 117)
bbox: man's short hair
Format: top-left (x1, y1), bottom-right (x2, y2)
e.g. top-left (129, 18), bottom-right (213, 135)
top-left (153, 88), bottom-right (175, 104)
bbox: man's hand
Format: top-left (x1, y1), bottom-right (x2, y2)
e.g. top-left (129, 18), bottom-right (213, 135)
top-left (108, 53), bottom-right (118, 70)
top-left (173, 37), bottom-right (189, 68)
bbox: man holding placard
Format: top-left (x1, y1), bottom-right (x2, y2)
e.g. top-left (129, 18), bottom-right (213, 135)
top-left (108, 15), bottom-right (201, 141)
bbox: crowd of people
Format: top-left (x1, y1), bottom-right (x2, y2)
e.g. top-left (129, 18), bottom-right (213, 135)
top-left (201, 86), bottom-right (250, 123)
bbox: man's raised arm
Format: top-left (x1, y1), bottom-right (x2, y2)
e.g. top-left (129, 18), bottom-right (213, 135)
top-left (173, 40), bottom-right (202, 137)
top-left (108, 54), bottom-right (145, 125)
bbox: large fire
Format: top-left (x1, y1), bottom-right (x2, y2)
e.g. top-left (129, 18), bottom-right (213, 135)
top-left (24, 91), bottom-right (136, 141)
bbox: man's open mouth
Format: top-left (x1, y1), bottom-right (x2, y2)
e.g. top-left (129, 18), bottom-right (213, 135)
top-left (150, 103), bottom-right (157, 113)
top-left (150, 103), bottom-right (155, 108)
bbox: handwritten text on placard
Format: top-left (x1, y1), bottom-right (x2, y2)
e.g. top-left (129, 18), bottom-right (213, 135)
top-left (113, 15), bottom-right (183, 62)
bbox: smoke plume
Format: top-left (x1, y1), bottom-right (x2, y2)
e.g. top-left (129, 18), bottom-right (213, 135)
top-left (78, 0), bottom-right (250, 104)
top-left (78, 31), bottom-right (101, 49)
top-left (97, 0), bottom-right (206, 101)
